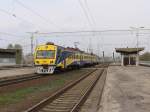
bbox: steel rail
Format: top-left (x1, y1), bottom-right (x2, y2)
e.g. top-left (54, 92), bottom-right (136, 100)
top-left (0, 74), bottom-right (42, 87)
top-left (25, 68), bottom-right (105, 112)
top-left (71, 69), bottom-right (105, 112)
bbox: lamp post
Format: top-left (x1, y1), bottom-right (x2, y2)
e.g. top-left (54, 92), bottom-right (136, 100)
top-left (130, 27), bottom-right (144, 66)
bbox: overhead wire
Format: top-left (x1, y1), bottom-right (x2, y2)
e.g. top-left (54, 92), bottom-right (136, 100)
top-left (0, 8), bottom-right (42, 30)
top-left (10, 0), bottom-right (16, 13)
top-left (35, 29), bottom-right (132, 35)
top-left (0, 7), bottom-right (45, 46)
top-left (0, 31), bottom-right (25, 38)
top-left (78, 0), bottom-right (93, 29)
top-left (78, 0), bottom-right (98, 53)
top-left (84, 0), bottom-right (96, 26)
top-left (15, 0), bottom-right (65, 31)
top-left (84, 0), bottom-right (97, 54)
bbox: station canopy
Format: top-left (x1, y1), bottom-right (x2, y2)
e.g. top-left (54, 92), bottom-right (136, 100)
top-left (115, 47), bottom-right (144, 54)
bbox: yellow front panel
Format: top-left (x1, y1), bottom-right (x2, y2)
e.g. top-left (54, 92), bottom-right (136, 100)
top-left (35, 59), bottom-right (55, 65)
top-left (36, 45), bottom-right (57, 51)
top-left (34, 44), bottom-right (57, 65)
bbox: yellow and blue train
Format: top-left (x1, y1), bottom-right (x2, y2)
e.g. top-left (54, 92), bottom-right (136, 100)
top-left (34, 42), bottom-right (99, 74)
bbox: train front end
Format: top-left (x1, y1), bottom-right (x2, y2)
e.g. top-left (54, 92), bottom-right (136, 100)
top-left (34, 43), bottom-right (57, 74)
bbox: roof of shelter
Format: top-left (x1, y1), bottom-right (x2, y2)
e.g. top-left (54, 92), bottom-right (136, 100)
top-left (115, 47), bottom-right (144, 53)
top-left (0, 48), bottom-right (21, 53)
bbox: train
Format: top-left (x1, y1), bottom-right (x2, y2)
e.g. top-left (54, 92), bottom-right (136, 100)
top-left (34, 42), bottom-right (100, 74)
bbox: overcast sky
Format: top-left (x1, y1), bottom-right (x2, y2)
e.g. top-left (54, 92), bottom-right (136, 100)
top-left (0, 0), bottom-right (150, 56)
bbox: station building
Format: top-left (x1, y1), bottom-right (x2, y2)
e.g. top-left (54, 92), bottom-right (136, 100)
top-left (0, 48), bottom-right (22, 66)
top-left (115, 47), bottom-right (144, 66)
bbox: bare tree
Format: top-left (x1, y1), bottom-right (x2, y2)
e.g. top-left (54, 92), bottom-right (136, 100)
top-left (7, 44), bottom-right (14, 49)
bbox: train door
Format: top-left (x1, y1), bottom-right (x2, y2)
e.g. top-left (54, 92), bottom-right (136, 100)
top-left (64, 59), bottom-right (66, 68)
top-left (80, 54), bottom-right (83, 66)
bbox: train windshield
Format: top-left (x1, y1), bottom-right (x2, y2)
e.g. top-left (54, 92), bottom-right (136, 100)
top-left (36, 50), bottom-right (55, 58)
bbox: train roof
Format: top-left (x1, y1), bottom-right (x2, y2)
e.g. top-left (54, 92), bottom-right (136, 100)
top-left (38, 43), bottom-right (98, 56)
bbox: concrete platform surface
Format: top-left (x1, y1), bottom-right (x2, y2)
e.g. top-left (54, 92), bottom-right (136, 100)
top-left (99, 66), bottom-right (150, 112)
top-left (0, 68), bottom-right (35, 79)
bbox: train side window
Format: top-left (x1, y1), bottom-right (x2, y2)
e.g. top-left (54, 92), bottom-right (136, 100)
top-left (76, 55), bottom-right (78, 59)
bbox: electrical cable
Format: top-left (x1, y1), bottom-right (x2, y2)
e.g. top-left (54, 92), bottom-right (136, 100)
top-left (0, 8), bottom-right (42, 30)
top-left (15, 0), bottom-right (65, 31)
top-left (78, 0), bottom-right (93, 29)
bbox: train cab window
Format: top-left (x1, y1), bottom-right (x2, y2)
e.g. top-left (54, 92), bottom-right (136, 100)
top-left (36, 50), bottom-right (55, 59)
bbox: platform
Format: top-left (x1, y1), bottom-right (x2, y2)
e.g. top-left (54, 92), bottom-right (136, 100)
top-left (0, 67), bottom-right (35, 79)
top-left (99, 66), bottom-right (150, 112)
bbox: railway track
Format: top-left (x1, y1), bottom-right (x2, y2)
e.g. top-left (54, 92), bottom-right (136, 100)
top-left (0, 74), bottom-right (43, 87)
top-left (25, 68), bottom-right (105, 112)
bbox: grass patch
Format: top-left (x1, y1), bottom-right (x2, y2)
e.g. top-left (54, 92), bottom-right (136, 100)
top-left (0, 69), bottom-right (90, 106)
top-left (0, 78), bottom-right (66, 105)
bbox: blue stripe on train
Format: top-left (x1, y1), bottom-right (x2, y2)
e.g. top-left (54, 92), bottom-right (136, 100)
top-left (56, 50), bottom-right (73, 64)
top-left (68, 60), bottom-right (91, 67)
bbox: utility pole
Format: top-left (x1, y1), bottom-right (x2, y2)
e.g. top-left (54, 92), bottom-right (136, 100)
top-left (36, 38), bottom-right (39, 47)
top-left (130, 27), bottom-right (144, 66)
top-left (148, 35), bottom-right (150, 52)
top-left (30, 33), bottom-right (34, 67)
top-left (27, 31), bottom-right (38, 66)
top-left (113, 52), bottom-right (115, 63)
top-left (102, 51), bottom-right (105, 63)
top-left (89, 37), bottom-right (92, 53)
top-left (74, 42), bottom-right (80, 48)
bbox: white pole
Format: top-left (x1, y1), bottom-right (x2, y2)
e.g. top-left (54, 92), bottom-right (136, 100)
top-left (136, 30), bottom-right (139, 66)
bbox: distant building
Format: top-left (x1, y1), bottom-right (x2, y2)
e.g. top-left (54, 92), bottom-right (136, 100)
top-left (0, 48), bottom-right (22, 66)
top-left (115, 47), bottom-right (144, 66)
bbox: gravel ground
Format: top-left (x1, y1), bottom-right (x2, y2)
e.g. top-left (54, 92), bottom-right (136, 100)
top-left (0, 68), bottom-right (93, 112)
top-left (99, 66), bottom-right (150, 112)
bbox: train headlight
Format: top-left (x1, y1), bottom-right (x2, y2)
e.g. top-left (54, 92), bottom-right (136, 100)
top-left (50, 61), bottom-right (53, 63)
